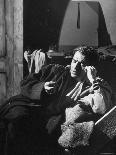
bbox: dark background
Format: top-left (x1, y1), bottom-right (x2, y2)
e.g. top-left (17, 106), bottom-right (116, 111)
top-left (24, 0), bottom-right (111, 52)
top-left (23, 0), bottom-right (70, 51)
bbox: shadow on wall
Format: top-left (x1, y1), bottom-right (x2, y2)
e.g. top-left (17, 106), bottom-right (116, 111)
top-left (58, 1), bottom-right (112, 53)
top-left (24, 0), bottom-right (70, 51)
top-left (86, 1), bottom-right (112, 46)
top-left (24, 0), bottom-right (112, 52)
top-left (97, 3), bottom-right (112, 46)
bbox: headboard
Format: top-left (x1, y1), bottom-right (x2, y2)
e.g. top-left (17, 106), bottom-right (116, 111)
top-left (97, 46), bottom-right (116, 104)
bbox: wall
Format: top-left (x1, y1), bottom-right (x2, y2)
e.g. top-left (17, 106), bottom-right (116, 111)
top-left (58, 0), bottom-right (116, 52)
top-left (0, 0), bottom-right (23, 103)
top-left (72, 0), bottom-right (116, 45)
top-left (59, 1), bottom-right (99, 52)
top-left (24, 0), bottom-right (116, 52)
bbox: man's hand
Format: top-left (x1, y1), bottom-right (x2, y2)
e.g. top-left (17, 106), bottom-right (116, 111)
top-left (44, 81), bottom-right (57, 94)
top-left (85, 66), bottom-right (97, 84)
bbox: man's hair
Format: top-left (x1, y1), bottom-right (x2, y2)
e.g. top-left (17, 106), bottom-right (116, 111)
top-left (73, 46), bottom-right (99, 67)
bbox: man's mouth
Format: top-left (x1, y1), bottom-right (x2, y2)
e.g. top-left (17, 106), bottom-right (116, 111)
top-left (72, 71), bottom-right (76, 74)
top-left (71, 70), bottom-right (79, 75)
top-left (71, 67), bottom-right (82, 76)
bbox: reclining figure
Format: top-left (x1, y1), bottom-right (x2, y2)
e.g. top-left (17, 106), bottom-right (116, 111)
top-left (0, 46), bottom-right (112, 155)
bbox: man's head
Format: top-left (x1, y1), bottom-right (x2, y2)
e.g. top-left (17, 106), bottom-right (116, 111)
top-left (70, 46), bottom-right (99, 79)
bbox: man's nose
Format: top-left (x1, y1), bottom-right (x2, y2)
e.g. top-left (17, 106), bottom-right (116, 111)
top-left (75, 62), bottom-right (81, 69)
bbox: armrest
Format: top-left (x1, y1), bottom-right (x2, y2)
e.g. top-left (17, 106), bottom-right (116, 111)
top-left (86, 106), bottom-right (116, 154)
top-left (95, 106), bottom-right (116, 138)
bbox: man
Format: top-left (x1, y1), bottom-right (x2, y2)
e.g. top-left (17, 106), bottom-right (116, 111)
top-left (0, 46), bottom-right (112, 154)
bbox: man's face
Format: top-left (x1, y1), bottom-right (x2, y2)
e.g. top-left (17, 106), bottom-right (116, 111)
top-left (70, 51), bottom-right (86, 78)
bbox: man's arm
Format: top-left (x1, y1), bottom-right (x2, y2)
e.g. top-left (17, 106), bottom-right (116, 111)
top-left (90, 79), bottom-right (113, 114)
top-left (81, 66), bottom-right (112, 115)
top-left (20, 64), bottom-right (55, 100)
top-left (80, 79), bottom-right (112, 115)
top-left (20, 64), bottom-right (66, 101)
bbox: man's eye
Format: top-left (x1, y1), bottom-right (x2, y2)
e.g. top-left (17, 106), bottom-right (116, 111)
top-left (72, 59), bottom-right (77, 63)
top-left (81, 62), bottom-right (87, 67)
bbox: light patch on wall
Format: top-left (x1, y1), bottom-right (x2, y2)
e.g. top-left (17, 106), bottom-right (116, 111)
top-left (58, 1), bottom-right (99, 52)
top-left (72, 0), bottom-right (87, 1)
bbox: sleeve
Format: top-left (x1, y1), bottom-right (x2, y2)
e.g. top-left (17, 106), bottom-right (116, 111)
top-left (79, 79), bottom-right (112, 115)
top-left (20, 64), bottom-right (55, 100)
top-left (20, 64), bottom-right (66, 101)
top-left (91, 80), bottom-right (112, 114)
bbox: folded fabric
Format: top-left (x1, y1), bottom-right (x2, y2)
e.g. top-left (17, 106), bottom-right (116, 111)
top-left (46, 115), bottom-right (62, 134)
top-left (58, 121), bottom-right (94, 148)
top-left (24, 49), bottom-right (46, 74)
